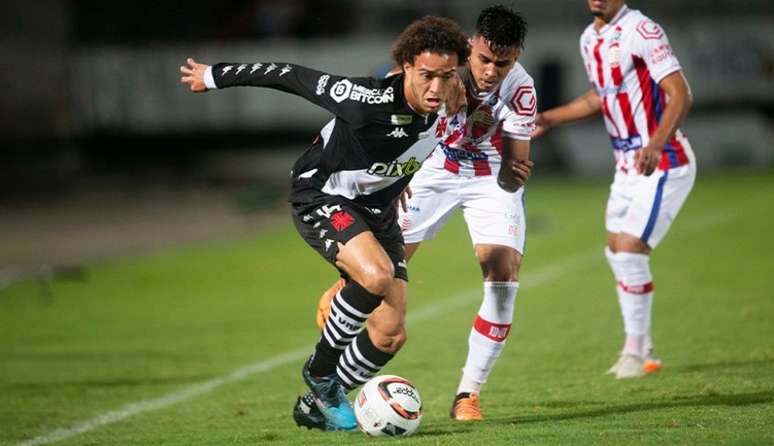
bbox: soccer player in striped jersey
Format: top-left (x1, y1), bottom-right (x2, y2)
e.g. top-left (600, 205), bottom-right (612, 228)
top-left (533, 0), bottom-right (696, 379)
top-left (317, 5), bottom-right (536, 421)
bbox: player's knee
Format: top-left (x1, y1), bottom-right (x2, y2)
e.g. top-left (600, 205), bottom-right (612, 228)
top-left (358, 264), bottom-right (395, 296)
top-left (614, 234), bottom-right (650, 254)
top-left (477, 246), bottom-right (521, 281)
top-left (480, 258), bottom-right (520, 281)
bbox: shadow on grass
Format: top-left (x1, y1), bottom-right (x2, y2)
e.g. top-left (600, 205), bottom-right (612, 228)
top-left (671, 357), bottom-right (774, 373)
top-left (488, 390), bottom-right (774, 425)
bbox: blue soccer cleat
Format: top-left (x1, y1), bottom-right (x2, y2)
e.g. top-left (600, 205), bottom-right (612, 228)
top-left (302, 358), bottom-right (357, 431)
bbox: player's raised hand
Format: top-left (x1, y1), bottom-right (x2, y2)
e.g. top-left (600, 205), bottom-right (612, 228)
top-left (497, 159), bottom-right (534, 193)
top-left (397, 185), bottom-right (413, 213)
top-left (445, 73), bottom-right (467, 114)
top-left (531, 113), bottom-right (551, 138)
top-left (180, 58), bottom-right (210, 92)
top-left (634, 144), bottom-right (660, 176)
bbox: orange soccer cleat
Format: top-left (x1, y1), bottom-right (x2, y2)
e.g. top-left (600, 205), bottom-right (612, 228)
top-left (449, 393), bottom-right (484, 421)
top-left (315, 278), bottom-right (346, 329)
top-left (643, 350), bottom-right (663, 374)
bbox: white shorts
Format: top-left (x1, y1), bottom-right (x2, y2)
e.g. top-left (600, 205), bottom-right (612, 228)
top-left (606, 149), bottom-right (696, 249)
top-left (398, 165), bottom-right (526, 253)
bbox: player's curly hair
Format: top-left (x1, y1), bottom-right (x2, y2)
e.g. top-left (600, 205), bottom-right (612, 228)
top-left (475, 5), bottom-right (527, 51)
top-left (392, 16), bottom-right (470, 66)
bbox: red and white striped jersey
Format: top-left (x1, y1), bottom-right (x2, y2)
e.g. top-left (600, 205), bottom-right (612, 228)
top-left (424, 63), bottom-right (536, 177)
top-left (580, 5), bottom-right (692, 172)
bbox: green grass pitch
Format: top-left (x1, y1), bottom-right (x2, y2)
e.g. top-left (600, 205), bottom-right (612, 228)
top-left (2, 170), bottom-right (773, 445)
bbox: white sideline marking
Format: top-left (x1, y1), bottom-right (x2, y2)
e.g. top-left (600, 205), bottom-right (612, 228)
top-left (18, 206), bottom-right (730, 446)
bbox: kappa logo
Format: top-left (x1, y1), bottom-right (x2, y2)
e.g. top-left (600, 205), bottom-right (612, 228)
top-left (235, 64), bottom-right (247, 75)
top-left (250, 63), bottom-right (263, 74)
top-left (316, 74), bottom-right (330, 95)
top-left (264, 63), bottom-right (277, 75)
top-left (324, 239), bottom-right (334, 251)
top-left (221, 65), bottom-right (233, 75)
top-left (511, 85), bottom-right (536, 117)
top-left (329, 79), bottom-right (394, 104)
top-left (367, 157), bottom-right (422, 177)
top-left (387, 127), bottom-right (409, 139)
top-left (279, 65), bottom-right (292, 76)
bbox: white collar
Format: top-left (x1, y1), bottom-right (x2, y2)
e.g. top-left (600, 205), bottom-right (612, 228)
top-left (595, 4), bottom-right (630, 34)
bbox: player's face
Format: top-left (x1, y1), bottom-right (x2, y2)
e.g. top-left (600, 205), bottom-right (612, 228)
top-left (467, 36), bottom-right (519, 93)
top-left (403, 51), bottom-right (459, 115)
top-left (587, 0), bottom-right (625, 22)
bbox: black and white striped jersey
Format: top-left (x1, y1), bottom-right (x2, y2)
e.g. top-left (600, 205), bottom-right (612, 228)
top-left (205, 62), bottom-right (455, 209)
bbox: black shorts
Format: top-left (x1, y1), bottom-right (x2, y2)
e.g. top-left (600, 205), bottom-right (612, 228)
top-left (291, 198), bottom-right (408, 281)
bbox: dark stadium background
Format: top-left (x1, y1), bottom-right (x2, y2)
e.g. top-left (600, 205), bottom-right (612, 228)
top-left (1, 0), bottom-right (772, 286)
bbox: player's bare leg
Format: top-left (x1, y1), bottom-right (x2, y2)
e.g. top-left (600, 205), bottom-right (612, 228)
top-left (605, 232), bottom-right (661, 379)
top-left (303, 231), bottom-right (397, 430)
top-left (451, 244), bottom-right (522, 421)
top-left (365, 278), bottom-right (408, 353)
top-left (332, 240), bottom-right (410, 390)
top-left (316, 242), bottom-right (420, 328)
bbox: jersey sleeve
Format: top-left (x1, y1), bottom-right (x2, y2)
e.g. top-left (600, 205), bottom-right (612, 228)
top-left (206, 62), bottom-right (379, 123)
top-left (500, 75), bottom-right (536, 141)
top-left (631, 19), bottom-right (682, 83)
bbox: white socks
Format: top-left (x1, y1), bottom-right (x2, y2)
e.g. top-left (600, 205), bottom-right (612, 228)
top-left (457, 281), bottom-right (519, 395)
top-left (606, 247), bottom-right (654, 358)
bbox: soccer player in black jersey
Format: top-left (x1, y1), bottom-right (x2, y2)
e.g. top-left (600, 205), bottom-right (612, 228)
top-left (181, 16), bottom-right (477, 431)
top-left (314, 5), bottom-right (536, 424)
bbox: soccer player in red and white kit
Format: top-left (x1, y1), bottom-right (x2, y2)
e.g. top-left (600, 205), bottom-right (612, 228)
top-left (533, 0), bottom-right (696, 379)
top-left (318, 5), bottom-right (536, 420)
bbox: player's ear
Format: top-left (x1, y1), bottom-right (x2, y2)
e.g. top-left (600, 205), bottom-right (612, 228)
top-left (402, 61), bottom-right (413, 74)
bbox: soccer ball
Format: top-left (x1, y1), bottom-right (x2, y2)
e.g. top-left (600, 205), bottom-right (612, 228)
top-left (354, 375), bottom-right (423, 437)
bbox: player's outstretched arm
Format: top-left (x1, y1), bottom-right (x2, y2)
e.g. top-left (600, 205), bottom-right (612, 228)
top-left (180, 58), bottom-right (210, 92)
top-left (497, 138), bottom-right (533, 193)
top-left (180, 57), bottom-right (367, 123)
top-left (634, 70), bottom-right (692, 175)
top-left (532, 89), bottom-right (601, 138)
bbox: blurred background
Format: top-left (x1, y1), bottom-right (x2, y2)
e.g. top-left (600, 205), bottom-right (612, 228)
top-left (1, 0), bottom-right (772, 286)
